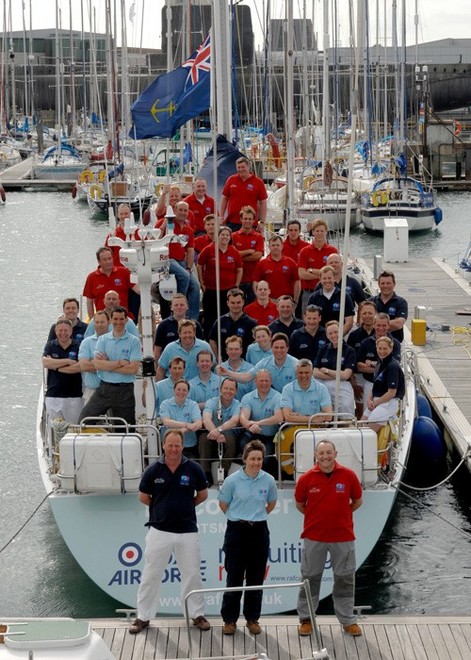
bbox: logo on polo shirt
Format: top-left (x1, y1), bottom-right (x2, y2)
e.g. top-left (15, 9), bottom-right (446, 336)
top-left (114, 278), bottom-right (123, 285)
top-left (336, 483), bottom-right (346, 493)
top-left (180, 475), bottom-right (190, 486)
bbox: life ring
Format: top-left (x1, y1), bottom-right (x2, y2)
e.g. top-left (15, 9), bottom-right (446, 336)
top-left (276, 425), bottom-right (312, 476)
top-left (97, 169), bottom-right (107, 183)
top-left (453, 120), bottom-right (462, 136)
top-left (89, 184), bottom-right (102, 200)
top-left (372, 190), bottom-right (388, 207)
top-left (380, 190), bottom-right (389, 205)
top-left (303, 175), bottom-right (316, 190)
top-left (80, 169), bottom-right (94, 184)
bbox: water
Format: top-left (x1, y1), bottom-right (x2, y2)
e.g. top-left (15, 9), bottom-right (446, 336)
top-left (1, 190), bottom-right (471, 618)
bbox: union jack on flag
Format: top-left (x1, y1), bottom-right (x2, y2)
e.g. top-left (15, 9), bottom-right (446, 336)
top-left (182, 33), bottom-right (211, 86)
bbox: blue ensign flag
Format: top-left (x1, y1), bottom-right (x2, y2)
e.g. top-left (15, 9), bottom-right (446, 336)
top-left (130, 34), bottom-right (211, 139)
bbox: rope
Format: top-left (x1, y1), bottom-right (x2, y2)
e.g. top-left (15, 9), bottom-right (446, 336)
top-left (0, 491), bottom-right (53, 555)
top-left (395, 447), bottom-right (471, 491)
top-left (384, 479), bottom-right (471, 542)
top-left (377, 447), bottom-right (471, 541)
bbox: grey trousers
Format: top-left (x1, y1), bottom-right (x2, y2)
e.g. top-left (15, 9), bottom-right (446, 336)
top-left (297, 539), bottom-right (357, 625)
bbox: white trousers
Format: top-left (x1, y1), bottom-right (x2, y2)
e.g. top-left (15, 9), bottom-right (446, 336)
top-left (325, 380), bottom-right (355, 417)
top-left (137, 528), bottom-right (205, 621)
top-left (45, 397), bottom-right (83, 424)
top-left (362, 397), bottom-right (399, 425)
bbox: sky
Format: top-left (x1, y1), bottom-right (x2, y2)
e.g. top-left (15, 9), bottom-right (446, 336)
top-left (4, 0), bottom-right (471, 52)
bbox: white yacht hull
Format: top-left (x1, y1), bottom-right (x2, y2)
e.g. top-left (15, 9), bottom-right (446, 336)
top-left (37, 375), bottom-right (414, 615)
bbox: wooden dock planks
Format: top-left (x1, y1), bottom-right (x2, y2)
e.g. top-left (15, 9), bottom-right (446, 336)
top-left (89, 616), bottom-right (471, 659)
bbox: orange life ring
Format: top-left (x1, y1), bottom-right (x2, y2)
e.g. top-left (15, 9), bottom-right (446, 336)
top-left (454, 120), bottom-right (462, 136)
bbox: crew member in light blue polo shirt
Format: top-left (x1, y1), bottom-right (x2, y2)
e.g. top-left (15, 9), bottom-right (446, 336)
top-left (79, 306), bottom-right (142, 425)
top-left (157, 319), bottom-right (214, 381)
top-left (200, 379), bottom-right (240, 485)
top-left (239, 370), bottom-right (283, 477)
top-left (280, 358), bottom-right (333, 424)
top-left (188, 350), bottom-right (221, 410)
top-left (219, 332), bottom-right (298, 394)
top-left (160, 379), bottom-right (202, 457)
top-left (78, 310), bottom-right (110, 402)
top-left (218, 439), bottom-right (277, 636)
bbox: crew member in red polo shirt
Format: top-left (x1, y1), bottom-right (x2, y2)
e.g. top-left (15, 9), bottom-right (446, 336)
top-left (282, 219), bottom-right (310, 262)
top-left (295, 440), bottom-right (363, 638)
top-left (220, 157), bottom-right (268, 232)
top-left (150, 184), bottom-right (196, 228)
top-left (155, 201), bottom-right (200, 320)
top-left (253, 235), bottom-right (300, 303)
top-left (194, 214), bottom-right (216, 257)
top-left (184, 178), bottom-right (215, 236)
top-left (197, 227), bottom-right (243, 338)
top-left (298, 218), bottom-right (338, 312)
top-left (105, 203), bottom-right (138, 267)
top-left (232, 205), bottom-right (264, 304)
top-left (83, 246), bottom-right (139, 320)
top-left (244, 281), bottom-right (278, 326)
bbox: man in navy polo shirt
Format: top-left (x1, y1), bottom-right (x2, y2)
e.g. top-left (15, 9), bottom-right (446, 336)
top-left (369, 270), bottom-right (408, 342)
top-left (129, 430), bottom-right (211, 634)
top-left (42, 317), bottom-right (83, 423)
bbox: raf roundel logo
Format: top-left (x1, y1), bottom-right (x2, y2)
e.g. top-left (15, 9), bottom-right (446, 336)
top-left (118, 542), bottom-right (143, 567)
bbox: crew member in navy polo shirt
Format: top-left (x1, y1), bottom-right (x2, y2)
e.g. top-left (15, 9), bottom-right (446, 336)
top-left (361, 336), bottom-right (405, 433)
top-left (289, 304), bottom-right (327, 364)
top-left (209, 288), bottom-right (257, 360)
top-left (307, 265), bottom-right (355, 336)
top-left (369, 270), bottom-right (408, 342)
top-left (129, 430), bottom-right (211, 635)
top-left (46, 297), bottom-right (88, 344)
top-left (313, 320), bottom-right (357, 416)
top-left (153, 293), bottom-right (204, 364)
top-left (42, 317), bottom-right (83, 424)
top-left (268, 295), bottom-right (303, 339)
top-left (79, 306), bottom-right (142, 425)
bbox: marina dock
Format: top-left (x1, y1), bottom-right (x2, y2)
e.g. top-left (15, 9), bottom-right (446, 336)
top-left (0, 157), bottom-right (75, 190)
top-left (364, 256), bottom-right (471, 470)
top-left (88, 614), bottom-right (471, 659)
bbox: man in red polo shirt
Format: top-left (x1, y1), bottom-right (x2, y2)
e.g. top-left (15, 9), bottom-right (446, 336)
top-left (295, 440), bottom-right (363, 638)
top-left (253, 235), bottom-right (300, 303)
top-left (232, 205), bottom-right (264, 304)
top-left (244, 281), bottom-right (278, 326)
top-left (184, 178), bottom-right (215, 237)
top-left (155, 201), bottom-right (200, 320)
top-left (83, 246), bottom-right (139, 319)
top-left (298, 219), bottom-right (338, 312)
top-left (282, 219), bottom-right (310, 262)
top-left (194, 214), bottom-right (216, 256)
top-left (220, 157), bottom-right (268, 232)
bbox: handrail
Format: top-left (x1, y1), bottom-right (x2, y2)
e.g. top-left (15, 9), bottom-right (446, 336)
top-left (183, 580), bottom-right (328, 660)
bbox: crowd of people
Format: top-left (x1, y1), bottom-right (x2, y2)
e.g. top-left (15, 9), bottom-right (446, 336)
top-left (41, 164), bottom-right (410, 639)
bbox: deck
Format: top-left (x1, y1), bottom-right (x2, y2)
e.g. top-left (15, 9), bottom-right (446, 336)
top-left (365, 256), bottom-right (471, 469)
top-left (90, 615), bottom-right (471, 659)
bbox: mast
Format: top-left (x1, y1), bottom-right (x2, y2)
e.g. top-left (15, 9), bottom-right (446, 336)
top-left (213, 0), bottom-right (232, 140)
top-left (322, 0), bottom-right (330, 164)
top-left (284, 0), bottom-right (295, 222)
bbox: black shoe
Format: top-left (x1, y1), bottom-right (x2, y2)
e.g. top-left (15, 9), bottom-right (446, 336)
top-left (205, 471), bottom-right (213, 487)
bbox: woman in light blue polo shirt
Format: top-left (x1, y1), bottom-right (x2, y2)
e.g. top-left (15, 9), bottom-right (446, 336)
top-left (160, 379), bottom-right (202, 458)
top-left (218, 440), bottom-right (277, 636)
